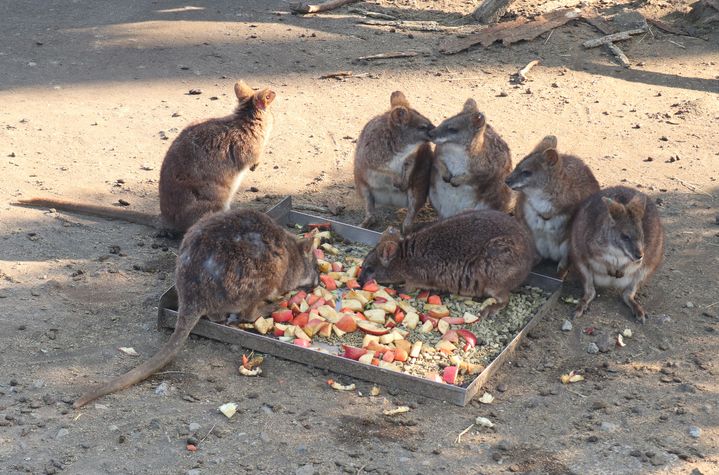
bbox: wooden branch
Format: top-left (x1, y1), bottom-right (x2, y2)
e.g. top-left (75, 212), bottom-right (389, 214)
top-left (440, 8), bottom-right (581, 54)
top-left (290, 0), bottom-right (361, 14)
top-left (511, 59), bottom-right (540, 83)
top-left (472, 0), bottom-right (515, 24)
top-left (606, 43), bottom-right (630, 68)
top-left (319, 71), bottom-right (353, 79)
top-left (359, 19), bottom-right (462, 32)
top-left (580, 10), bottom-right (614, 34)
top-left (646, 18), bottom-right (690, 36)
top-left (582, 28), bottom-right (646, 48)
top-left (348, 8), bottom-right (398, 20)
top-left (357, 51), bottom-right (419, 61)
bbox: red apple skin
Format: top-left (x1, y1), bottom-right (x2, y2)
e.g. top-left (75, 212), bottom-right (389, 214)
top-left (293, 312), bottom-right (309, 328)
top-left (456, 329), bottom-right (478, 350)
top-left (307, 294), bottom-right (321, 306)
top-left (428, 295), bottom-right (442, 305)
top-left (331, 262), bottom-right (343, 272)
top-left (399, 293), bottom-right (412, 300)
top-left (341, 345), bottom-right (367, 360)
top-left (313, 248), bottom-right (325, 260)
top-left (272, 309), bottom-right (293, 323)
top-left (293, 339), bottom-right (311, 348)
top-left (273, 328), bottom-right (285, 337)
top-left (441, 329), bottom-right (459, 343)
top-left (278, 300), bottom-right (289, 308)
top-left (336, 315), bottom-right (358, 333)
top-left (384, 318), bottom-right (396, 329)
top-left (384, 288), bottom-right (397, 296)
top-left (417, 290), bottom-right (430, 302)
top-left (346, 279), bottom-right (360, 290)
top-left (356, 320), bottom-right (390, 336)
top-left (289, 291), bottom-right (307, 306)
top-left (309, 297), bottom-right (326, 310)
top-left (382, 351), bottom-right (395, 363)
top-left (320, 275), bottom-right (337, 290)
top-left (394, 348), bottom-right (409, 362)
top-left (419, 314), bottom-right (438, 327)
top-left (443, 366), bottom-right (459, 384)
top-left (362, 280), bottom-right (380, 292)
top-left (441, 317), bottom-right (465, 325)
top-left (373, 297), bottom-right (387, 304)
top-left (318, 322), bottom-right (333, 338)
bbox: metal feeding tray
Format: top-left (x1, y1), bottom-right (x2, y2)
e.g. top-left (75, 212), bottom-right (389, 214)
top-left (157, 197), bottom-right (562, 406)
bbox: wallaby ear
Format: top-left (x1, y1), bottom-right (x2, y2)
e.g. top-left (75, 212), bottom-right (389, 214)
top-left (390, 91), bottom-right (409, 108)
top-left (544, 148), bottom-right (559, 166)
top-left (379, 240), bottom-right (399, 266)
top-left (234, 81), bottom-right (254, 100)
top-left (463, 98), bottom-right (478, 113)
top-left (533, 135), bottom-right (558, 153)
top-left (626, 193), bottom-right (647, 219)
top-left (253, 88), bottom-right (276, 110)
top-left (390, 106), bottom-right (410, 126)
top-left (602, 196), bottom-right (625, 221)
top-left (471, 112), bottom-right (486, 129)
top-left (298, 235), bottom-right (315, 255)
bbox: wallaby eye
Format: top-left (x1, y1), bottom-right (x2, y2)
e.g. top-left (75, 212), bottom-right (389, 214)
top-left (521, 170), bottom-right (532, 177)
top-left (621, 233), bottom-right (631, 242)
top-left (448, 127), bottom-right (459, 134)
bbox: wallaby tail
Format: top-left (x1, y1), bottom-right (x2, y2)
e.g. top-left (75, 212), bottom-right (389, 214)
top-left (14, 197), bottom-right (158, 228)
top-left (73, 321), bottom-right (194, 408)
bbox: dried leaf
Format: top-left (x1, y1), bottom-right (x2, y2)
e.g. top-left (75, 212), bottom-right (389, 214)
top-left (383, 406), bottom-right (410, 416)
top-left (622, 328), bottom-right (633, 338)
top-left (218, 402), bottom-right (237, 419)
top-left (617, 334), bottom-right (626, 347)
top-left (330, 382), bottom-right (356, 391)
top-left (478, 392), bottom-right (494, 404)
top-left (370, 386), bottom-right (381, 397)
top-left (239, 366), bottom-right (262, 376)
top-left (118, 347), bottom-right (139, 357)
top-left (475, 416), bottom-right (494, 428)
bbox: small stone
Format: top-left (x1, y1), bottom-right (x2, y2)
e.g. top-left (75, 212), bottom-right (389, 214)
top-left (496, 439), bottom-right (511, 451)
top-left (587, 435), bottom-right (599, 443)
top-left (56, 428), bottom-right (69, 439)
top-left (260, 431), bottom-right (271, 443)
top-left (249, 186), bottom-right (259, 193)
top-left (685, 301), bottom-right (695, 308)
top-left (246, 392), bottom-right (259, 399)
top-left (155, 382), bottom-right (169, 396)
top-left (497, 91), bottom-right (508, 97)
top-left (491, 452), bottom-right (503, 462)
top-left (561, 320), bottom-right (573, 332)
top-left (587, 342), bottom-right (600, 354)
top-left (188, 88), bottom-right (202, 95)
top-left (597, 333), bottom-right (613, 353)
top-left (591, 400), bottom-right (607, 411)
top-left (629, 449), bottom-right (642, 457)
top-left (187, 436), bottom-right (200, 446)
top-left (118, 199), bottom-right (130, 206)
top-left (189, 422), bottom-right (201, 432)
top-left (32, 379), bottom-right (45, 389)
top-left (691, 469), bottom-right (704, 475)
top-left (600, 421), bottom-right (618, 432)
top-left (688, 426), bottom-right (701, 438)
top-left (497, 383), bottom-right (507, 392)
top-left (509, 465), bottom-right (521, 472)
top-left (658, 341), bottom-right (670, 351)
top-left (295, 464), bottom-right (314, 475)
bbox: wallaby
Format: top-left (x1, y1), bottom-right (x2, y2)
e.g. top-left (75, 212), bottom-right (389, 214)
top-left (569, 186), bottom-right (664, 323)
top-left (353, 91), bottom-right (434, 233)
top-left (72, 209), bottom-right (318, 408)
top-left (358, 210), bottom-right (535, 317)
top-left (428, 99), bottom-right (512, 218)
top-left (505, 135), bottom-right (600, 276)
top-left (16, 80), bottom-right (275, 235)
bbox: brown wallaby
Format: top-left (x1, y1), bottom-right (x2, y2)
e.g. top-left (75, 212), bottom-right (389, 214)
top-left (505, 135), bottom-right (600, 276)
top-left (358, 210), bottom-right (535, 317)
top-left (16, 80), bottom-right (275, 235)
top-left (72, 209), bottom-right (318, 408)
top-left (569, 186), bottom-right (664, 323)
top-left (428, 99), bottom-right (512, 218)
top-left (353, 91), bottom-right (434, 233)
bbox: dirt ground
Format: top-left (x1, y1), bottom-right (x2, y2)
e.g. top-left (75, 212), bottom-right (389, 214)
top-left (1, 1), bottom-right (718, 474)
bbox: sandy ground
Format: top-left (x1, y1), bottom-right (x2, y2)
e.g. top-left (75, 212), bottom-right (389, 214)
top-left (1, 1), bottom-right (718, 474)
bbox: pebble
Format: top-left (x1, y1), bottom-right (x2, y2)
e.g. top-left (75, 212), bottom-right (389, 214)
top-left (587, 342), bottom-right (600, 354)
top-left (600, 421), bottom-right (618, 432)
top-left (497, 383), bottom-right (507, 392)
top-left (688, 426), bottom-right (701, 438)
top-left (295, 464), bottom-right (314, 475)
top-left (685, 301), bottom-right (695, 309)
top-left (658, 341), bottom-right (671, 351)
top-left (187, 470), bottom-right (201, 475)
top-left (189, 422), bottom-right (201, 432)
top-left (260, 431), bottom-right (271, 443)
top-left (691, 469), bottom-right (704, 475)
top-left (56, 428), bottom-right (69, 439)
top-left (32, 379), bottom-right (45, 389)
top-left (187, 436), bottom-right (200, 446)
top-left (561, 320), bottom-right (573, 332)
top-left (188, 88), bottom-right (202, 95)
top-left (496, 439), bottom-right (511, 451)
top-left (587, 435), bottom-right (599, 443)
top-left (155, 382), bottom-right (169, 396)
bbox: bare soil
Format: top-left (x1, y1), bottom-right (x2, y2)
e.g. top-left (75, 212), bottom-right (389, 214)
top-left (1, 1), bottom-right (718, 474)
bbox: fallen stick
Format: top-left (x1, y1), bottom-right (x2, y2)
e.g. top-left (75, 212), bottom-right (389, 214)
top-left (358, 19), bottom-right (461, 32)
top-left (511, 59), bottom-right (540, 83)
top-left (319, 71), bottom-right (353, 79)
top-left (454, 423), bottom-right (474, 444)
top-left (357, 51), bottom-right (419, 61)
top-left (606, 42), bottom-right (630, 68)
top-left (668, 176), bottom-right (715, 199)
top-left (583, 28), bottom-right (646, 48)
top-left (348, 8), bottom-right (398, 20)
top-left (646, 18), bottom-right (690, 36)
top-left (580, 10), bottom-right (615, 35)
top-left (667, 39), bottom-right (686, 49)
top-left (290, 0), bottom-right (361, 14)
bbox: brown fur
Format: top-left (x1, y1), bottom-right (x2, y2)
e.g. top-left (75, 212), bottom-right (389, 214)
top-left (73, 209), bottom-right (318, 408)
top-left (358, 210), bottom-right (535, 316)
top-left (428, 99), bottom-right (512, 218)
top-left (15, 81), bottom-right (274, 235)
top-left (506, 135), bottom-right (600, 275)
top-left (353, 91), bottom-right (434, 233)
top-left (569, 186), bottom-right (664, 323)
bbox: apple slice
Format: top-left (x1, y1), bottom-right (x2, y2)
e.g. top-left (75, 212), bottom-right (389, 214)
top-left (316, 260), bottom-right (331, 273)
top-left (366, 341), bottom-right (391, 353)
top-left (320, 243), bottom-right (340, 255)
top-left (456, 329), bottom-right (478, 350)
top-left (373, 289), bottom-right (395, 302)
top-left (364, 309), bottom-right (386, 324)
top-left (442, 317), bottom-right (465, 325)
top-left (362, 280), bottom-right (380, 292)
top-left (289, 290), bottom-right (307, 306)
top-left (358, 353), bottom-right (374, 365)
top-left (293, 312), bottom-right (309, 328)
top-left (393, 348), bottom-right (409, 362)
top-left (345, 265), bottom-right (359, 278)
top-left (442, 366), bottom-right (459, 384)
top-left (319, 322), bottom-right (333, 338)
top-left (362, 334), bottom-right (380, 348)
top-left (394, 310), bottom-right (405, 324)
top-left (391, 328), bottom-right (408, 339)
top-left (426, 372), bottom-right (444, 383)
top-left (318, 305), bottom-right (340, 323)
top-left (319, 274), bottom-right (337, 290)
top-left (304, 318), bottom-right (325, 337)
top-left (271, 309), bottom-right (293, 323)
top-left (427, 305), bottom-right (450, 319)
top-left (463, 312), bottom-right (479, 324)
top-left (347, 290), bottom-right (370, 306)
top-left (356, 320), bottom-right (390, 336)
top-left (345, 279), bottom-right (360, 290)
top-left (384, 318), bottom-right (396, 329)
top-left (394, 339), bottom-right (411, 354)
top-left (273, 327), bottom-right (285, 337)
top-left (437, 319), bottom-right (450, 335)
top-left (340, 299), bottom-right (363, 312)
top-left (312, 248), bottom-right (325, 260)
top-left (331, 262), bottom-right (343, 272)
top-left (378, 361), bottom-right (400, 372)
top-left (435, 339), bottom-right (456, 353)
top-left (441, 329), bottom-right (459, 343)
top-left (335, 314), bottom-right (358, 333)
top-left (402, 312), bottom-right (419, 330)
top-left (417, 290), bottom-right (430, 302)
top-left (382, 351), bottom-right (395, 363)
top-left (294, 326), bottom-right (311, 341)
top-left (419, 320), bottom-right (434, 333)
top-left (341, 345), bottom-right (367, 360)
top-left (374, 300), bottom-right (397, 313)
top-left (253, 317), bottom-right (273, 335)
top-left (427, 295), bottom-right (442, 305)
top-left (293, 338), bottom-right (311, 348)
top-left (410, 340), bottom-right (423, 358)
top-left (397, 301), bottom-right (418, 314)
top-left (332, 324), bottom-right (346, 338)
top-left (379, 333), bottom-right (396, 345)
top-left (306, 294), bottom-right (322, 306)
